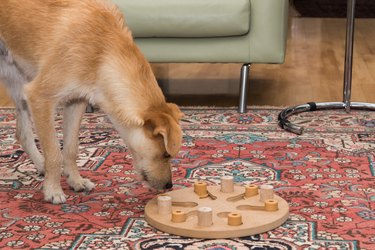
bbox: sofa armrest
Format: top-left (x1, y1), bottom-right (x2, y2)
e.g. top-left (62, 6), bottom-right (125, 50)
top-left (248, 0), bottom-right (289, 63)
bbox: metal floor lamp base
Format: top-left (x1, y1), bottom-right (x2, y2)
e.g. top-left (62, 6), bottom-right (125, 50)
top-left (278, 0), bottom-right (374, 134)
top-left (278, 102), bottom-right (375, 135)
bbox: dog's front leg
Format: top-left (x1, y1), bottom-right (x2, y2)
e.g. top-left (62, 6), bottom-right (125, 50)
top-left (0, 46), bottom-right (45, 174)
top-left (15, 99), bottom-right (45, 175)
top-left (62, 100), bottom-right (95, 192)
top-left (26, 84), bottom-right (66, 204)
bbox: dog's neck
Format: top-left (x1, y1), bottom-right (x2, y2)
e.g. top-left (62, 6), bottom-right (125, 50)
top-left (94, 45), bottom-right (165, 127)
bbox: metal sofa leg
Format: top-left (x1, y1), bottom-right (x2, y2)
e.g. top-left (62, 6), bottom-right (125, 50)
top-left (238, 63), bottom-right (251, 113)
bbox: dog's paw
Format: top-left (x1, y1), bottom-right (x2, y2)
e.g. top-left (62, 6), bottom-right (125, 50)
top-left (43, 188), bottom-right (67, 204)
top-left (67, 177), bottom-right (95, 192)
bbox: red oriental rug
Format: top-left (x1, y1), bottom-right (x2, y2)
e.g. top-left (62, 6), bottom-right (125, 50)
top-left (0, 107), bottom-right (374, 249)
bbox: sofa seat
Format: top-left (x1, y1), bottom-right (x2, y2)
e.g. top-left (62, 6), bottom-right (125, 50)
top-left (119, 0), bottom-right (250, 38)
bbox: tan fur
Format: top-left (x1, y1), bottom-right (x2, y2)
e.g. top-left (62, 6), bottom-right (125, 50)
top-left (0, 0), bottom-right (183, 204)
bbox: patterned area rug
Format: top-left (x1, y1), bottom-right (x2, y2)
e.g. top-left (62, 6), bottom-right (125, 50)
top-left (0, 107), bottom-right (374, 249)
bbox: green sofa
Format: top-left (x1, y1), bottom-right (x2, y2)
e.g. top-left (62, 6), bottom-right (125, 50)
top-left (112, 0), bottom-right (289, 113)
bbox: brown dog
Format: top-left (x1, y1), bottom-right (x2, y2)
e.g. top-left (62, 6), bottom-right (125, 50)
top-left (0, 0), bottom-right (183, 204)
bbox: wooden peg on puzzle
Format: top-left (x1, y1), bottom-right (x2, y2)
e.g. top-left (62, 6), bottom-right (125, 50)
top-left (259, 184), bottom-right (274, 202)
top-left (194, 181), bottom-right (217, 200)
top-left (194, 181), bottom-right (209, 198)
top-left (171, 210), bottom-right (187, 223)
top-left (227, 212), bottom-right (243, 226)
top-left (221, 176), bottom-right (234, 193)
top-left (157, 195), bottom-right (172, 215)
top-left (197, 207), bottom-right (213, 227)
top-left (245, 184), bottom-right (259, 198)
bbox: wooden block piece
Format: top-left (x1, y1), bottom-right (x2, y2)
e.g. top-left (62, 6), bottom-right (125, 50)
top-left (172, 201), bottom-right (198, 208)
top-left (172, 210), bottom-right (187, 223)
top-left (259, 184), bottom-right (274, 202)
top-left (245, 184), bottom-right (259, 198)
top-left (194, 181), bottom-right (209, 198)
top-left (264, 199), bottom-right (279, 211)
top-left (236, 204), bottom-right (264, 211)
top-left (227, 193), bottom-right (245, 202)
top-left (227, 212), bottom-right (243, 226)
top-left (157, 195), bottom-right (172, 215)
top-left (197, 207), bottom-right (213, 227)
top-left (221, 176), bottom-right (234, 193)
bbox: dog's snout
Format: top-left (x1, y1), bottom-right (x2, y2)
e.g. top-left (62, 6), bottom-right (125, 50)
top-left (165, 182), bottom-right (173, 190)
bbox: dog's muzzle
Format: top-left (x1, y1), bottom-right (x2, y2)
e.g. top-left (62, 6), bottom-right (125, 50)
top-left (164, 182), bottom-right (173, 190)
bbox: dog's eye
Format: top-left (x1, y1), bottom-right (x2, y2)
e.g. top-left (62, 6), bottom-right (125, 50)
top-left (163, 152), bottom-right (171, 159)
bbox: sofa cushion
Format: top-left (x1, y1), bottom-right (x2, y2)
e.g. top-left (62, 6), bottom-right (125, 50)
top-left (112, 0), bottom-right (251, 38)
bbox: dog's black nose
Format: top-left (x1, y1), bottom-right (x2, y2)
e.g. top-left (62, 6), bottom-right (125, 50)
top-left (165, 182), bottom-right (173, 190)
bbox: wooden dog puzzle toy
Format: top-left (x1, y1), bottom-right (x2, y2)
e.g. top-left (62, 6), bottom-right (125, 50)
top-left (145, 176), bottom-right (289, 238)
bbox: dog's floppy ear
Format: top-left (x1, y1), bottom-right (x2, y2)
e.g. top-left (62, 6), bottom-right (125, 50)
top-left (167, 103), bottom-right (184, 121)
top-left (145, 112), bottom-right (182, 156)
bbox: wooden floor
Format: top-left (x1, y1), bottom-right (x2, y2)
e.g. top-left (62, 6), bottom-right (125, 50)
top-left (1, 17), bottom-right (374, 108)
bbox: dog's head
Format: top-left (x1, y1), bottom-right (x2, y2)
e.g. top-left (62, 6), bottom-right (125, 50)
top-left (96, 35), bottom-right (183, 189)
top-left (113, 103), bottom-right (183, 190)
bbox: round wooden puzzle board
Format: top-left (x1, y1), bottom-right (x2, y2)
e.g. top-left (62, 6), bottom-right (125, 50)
top-left (145, 185), bottom-right (289, 238)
